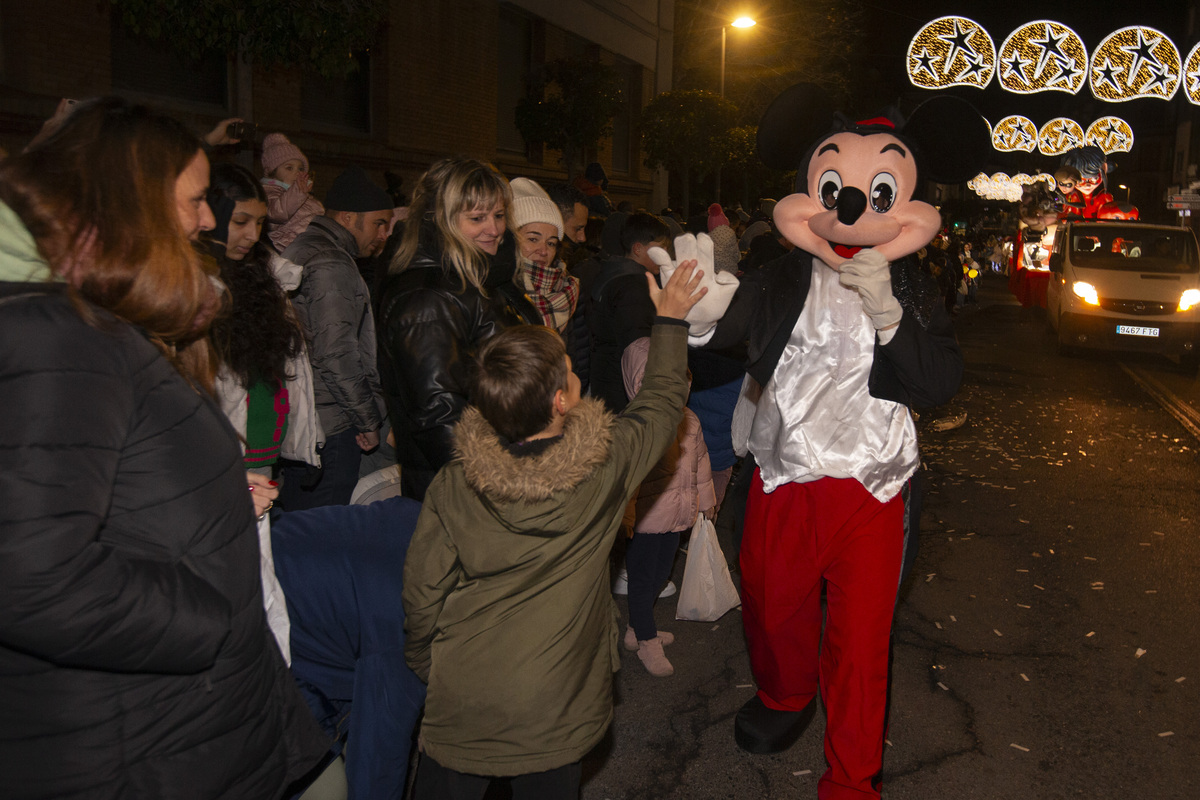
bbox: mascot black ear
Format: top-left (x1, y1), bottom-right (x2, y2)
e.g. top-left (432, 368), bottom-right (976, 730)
top-left (756, 83), bottom-right (837, 171)
top-left (902, 96), bottom-right (991, 185)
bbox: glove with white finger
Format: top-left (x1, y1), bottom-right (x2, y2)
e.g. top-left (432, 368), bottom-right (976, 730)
top-left (648, 233), bottom-right (740, 340)
top-left (837, 248), bottom-right (903, 330)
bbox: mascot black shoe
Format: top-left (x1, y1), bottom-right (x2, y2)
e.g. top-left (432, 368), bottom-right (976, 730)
top-left (734, 695), bottom-right (817, 754)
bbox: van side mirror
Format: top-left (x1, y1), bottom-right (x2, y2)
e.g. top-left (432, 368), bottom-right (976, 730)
top-left (1048, 251), bottom-right (1063, 272)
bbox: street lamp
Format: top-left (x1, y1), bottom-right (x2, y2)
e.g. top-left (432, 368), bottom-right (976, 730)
top-left (1118, 183), bottom-right (1130, 202)
top-left (716, 16), bottom-right (755, 204)
top-left (720, 17), bottom-right (756, 98)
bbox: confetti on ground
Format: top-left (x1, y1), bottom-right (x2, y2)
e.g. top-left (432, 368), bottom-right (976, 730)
top-left (1140, 543), bottom-right (1152, 546)
top-left (1153, 531), bottom-right (1165, 536)
top-left (1086, 631), bottom-right (1095, 637)
top-left (994, 629), bottom-right (1003, 636)
top-left (793, 769), bottom-right (813, 776)
top-left (937, 682), bottom-right (949, 691)
top-left (1146, 590), bottom-right (1157, 594)
top-left (1032, 552), bottom-right (1041, 557)
top-left (1017, 569), bottom-right (1029, 573)
top-left (1049, 549), bottom-right (1055, 554)
top-left (1158, 732), bottom-right (1174, 738)
top-left (1019, 519), bottom-right (1030, 523)
top-left (935, 622), bottom-right (943, 629)
top-left (1084, 556), bottom-right (1097, 561)
top-left (1176, 677), bottom-right (1186, 683)
top-left (1135, 648), bottom-right (1147, 658)
top-left (950, 615), bottom-right (957, 622)
top-left (1020, 673), bottom-right (1029, 681)
top-left (926, 573), bottom-right (936, 582)
top-left (1010, 743), bottom-right (1029, 752)
top-left (885, 739), bottom-right (893, 747)
top-left (712, 624), bottom-right (720, 631)
top-left (1034, 585), bottom-right (1045, 590)
top-left (1017, 603), bottom-right (1030, 608)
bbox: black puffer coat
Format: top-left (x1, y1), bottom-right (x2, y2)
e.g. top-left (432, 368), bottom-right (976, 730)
top-left (0, 284), bottom-right (329, 799)
top-left (376, 234), bottom-right (515, 500)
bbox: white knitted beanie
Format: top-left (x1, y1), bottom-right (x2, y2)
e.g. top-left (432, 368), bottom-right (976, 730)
top-left (509, 178), bottom-right (563, 239)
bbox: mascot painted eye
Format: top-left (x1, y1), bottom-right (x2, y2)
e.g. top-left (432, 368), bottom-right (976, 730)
top-left (870, 173), bottom-right (897, 212)
top-left (819, 170), bottom-right (842, 209)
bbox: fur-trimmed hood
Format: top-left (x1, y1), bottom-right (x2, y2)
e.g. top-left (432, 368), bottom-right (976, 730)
top-left (453, 397), bottom-right (613, 503)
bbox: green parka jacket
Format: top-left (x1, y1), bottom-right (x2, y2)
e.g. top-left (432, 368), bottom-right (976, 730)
top-left (403, 321), bottom-right (689, 776)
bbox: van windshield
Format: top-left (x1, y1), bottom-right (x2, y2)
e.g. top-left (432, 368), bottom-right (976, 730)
top-left (1070, 225), bottom-right (1199, 273)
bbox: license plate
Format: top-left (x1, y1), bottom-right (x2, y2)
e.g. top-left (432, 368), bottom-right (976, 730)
top-left (1116, 324), bottom-right (1160, 337)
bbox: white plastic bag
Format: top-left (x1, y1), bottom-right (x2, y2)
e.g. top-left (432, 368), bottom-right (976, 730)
top-left (675, 514), bottom-right (741, 622)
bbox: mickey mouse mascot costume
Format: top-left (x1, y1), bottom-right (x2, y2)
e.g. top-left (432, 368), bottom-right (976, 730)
top-left (652, 84), bottom-right (990, 799)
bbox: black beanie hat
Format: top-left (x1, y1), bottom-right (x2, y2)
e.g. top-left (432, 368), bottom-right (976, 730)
top-left (324, 165), bottom-right (394, 212)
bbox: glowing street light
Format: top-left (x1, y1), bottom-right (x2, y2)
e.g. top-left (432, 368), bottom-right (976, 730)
top-left (1119, 183), bottom-right (1130, 201)
top-left (721, 16), bottom-right (757, 98)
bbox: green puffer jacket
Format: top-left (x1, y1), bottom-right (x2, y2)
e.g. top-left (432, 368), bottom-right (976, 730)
top-left (403, 322), bottom-right (689, 777)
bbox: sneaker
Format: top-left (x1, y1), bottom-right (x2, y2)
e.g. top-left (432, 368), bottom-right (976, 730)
top-left (659, 580), bottom-right (677, 598)
top-left (637, 637), bottom-right (674, 677)
top-left (624, 626), bottom-right (675, 652)
top-left (611, 567), bottom-right (628, 595)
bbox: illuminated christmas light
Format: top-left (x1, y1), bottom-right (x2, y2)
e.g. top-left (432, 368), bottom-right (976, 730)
top-left (1037, 117), bottom-right (1086, 155)
top-left (1085, 116), bottom-right (1134, 153)
top-left (908, 16), bottom-right (996, 89)
top-left (1184, 42), bottom-right (1200, 104)
top-left (998, 21), bottom-right (1087, 94)
top-left (991, 115), bottom-right (1039, 152)
top-left (1090, 26), bottom-right (1180, 100)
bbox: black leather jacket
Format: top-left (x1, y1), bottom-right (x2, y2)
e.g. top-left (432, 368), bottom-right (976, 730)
top-left (377, 239), bottom-right (514, 484)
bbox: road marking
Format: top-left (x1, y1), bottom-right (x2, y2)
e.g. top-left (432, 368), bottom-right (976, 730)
top-left (1120, 363), bottom-right (1200, 441)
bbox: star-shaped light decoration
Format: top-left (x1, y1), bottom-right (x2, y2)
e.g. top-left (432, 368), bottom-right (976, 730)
top-left (910, 46), bottom-right (941, 79)
top-left (908, 16), bottom-right (996, 89)
top-left (1085, 116), bottom-right (1134, 153)
top-left (1185, 42), bottom-right (1200, 104)
top-left (998, 20), bottom-right (1087, 94)
top-left (1090, 26), bottom-right (1180, 100)
top-left (991, 115), bottom-right (1038, 152)
top-left (1038, 118), bottom-right (1085, 155)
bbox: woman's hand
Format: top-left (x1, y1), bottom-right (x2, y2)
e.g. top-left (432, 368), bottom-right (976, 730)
top-left (204, 117), bottom-right (245, 147)
top-left (246, 472), bottom-right (279, 518)
top-left (647, 259), bottom-right (706, 321)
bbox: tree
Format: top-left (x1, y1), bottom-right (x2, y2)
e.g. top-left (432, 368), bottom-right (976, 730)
top-left (514, 58), bottom-right (625, 181)
top-left (640, 90), bottom-right (738, 215)
top-left (113, 0), bottom-right (387, 78)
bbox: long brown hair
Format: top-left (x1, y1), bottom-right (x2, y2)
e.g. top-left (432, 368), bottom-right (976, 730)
top-left (0, 97), bottom-right (219, 390)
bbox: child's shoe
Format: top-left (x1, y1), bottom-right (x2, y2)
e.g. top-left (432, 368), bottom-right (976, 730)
top-left (624, 625), bottom-right (675, 652)
top-left (637, 637), bottom-right (674, 677)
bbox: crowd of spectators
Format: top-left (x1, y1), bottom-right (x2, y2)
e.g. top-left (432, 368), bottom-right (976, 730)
top-left (0, 96), bottom-right (798, 800)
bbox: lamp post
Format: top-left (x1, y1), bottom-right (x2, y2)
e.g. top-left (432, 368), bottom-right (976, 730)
top-left (1118, 183), bottom-right (1130, 202)
top-left (716, 16), bottom-right (755, 204)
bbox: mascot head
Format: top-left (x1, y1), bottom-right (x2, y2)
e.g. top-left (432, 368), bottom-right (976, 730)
top-left (757, 84), bottom-right (991, 268)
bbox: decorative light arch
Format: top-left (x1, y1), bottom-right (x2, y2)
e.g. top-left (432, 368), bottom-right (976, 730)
top-left (998, 21), bottom-right (1088, 94)
top-left (1090, 26), bottom-right (1180, 100)
top-left (907, 16), bottom-right (996, 89)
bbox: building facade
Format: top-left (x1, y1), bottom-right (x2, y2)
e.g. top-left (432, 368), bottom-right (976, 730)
top-left (0, 0), bottom-right (674, 208)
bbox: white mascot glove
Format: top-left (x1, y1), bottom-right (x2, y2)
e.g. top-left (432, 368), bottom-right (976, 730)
top-left (837, 249), bottom-right (903, 330)
top-left (648, 233), bottom-right (739, 341)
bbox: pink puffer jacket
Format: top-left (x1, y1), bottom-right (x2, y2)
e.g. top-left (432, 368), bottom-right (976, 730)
top-left (622, 337), bottom-right (716, 534)
top-left (263, 179), bottom-right (324, 251)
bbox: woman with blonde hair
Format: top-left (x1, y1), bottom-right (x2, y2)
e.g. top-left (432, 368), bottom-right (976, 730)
top-left (0, 97), bottom-right (329, 798)
top-left (378, 156), bottom-right (522, 500)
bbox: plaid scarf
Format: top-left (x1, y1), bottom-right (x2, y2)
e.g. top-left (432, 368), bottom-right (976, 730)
top-left (518, 256), bottom-right (580, 333)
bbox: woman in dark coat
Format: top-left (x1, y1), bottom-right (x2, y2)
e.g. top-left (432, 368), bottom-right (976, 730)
top-left (377, 157), bottom-right (518, 500)
top-left (0, 97), bottom-right (329, 799)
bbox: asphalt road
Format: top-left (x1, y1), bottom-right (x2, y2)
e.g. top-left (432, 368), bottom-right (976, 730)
top-left (575, 275), bottom-right (1199, 799)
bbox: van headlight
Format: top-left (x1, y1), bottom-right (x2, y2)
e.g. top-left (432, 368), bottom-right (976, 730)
top-left (1072, 281), bottom-right (1100, 305)
top-left (1179, 289), bottom-right (1200, 312)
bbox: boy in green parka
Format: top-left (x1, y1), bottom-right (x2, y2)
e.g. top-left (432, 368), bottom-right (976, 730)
top-left (403, 259), bottom-right (707, 798)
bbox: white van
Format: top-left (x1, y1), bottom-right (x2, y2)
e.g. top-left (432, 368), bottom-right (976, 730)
top-left (1045, 221), bottom-right (1200, 368)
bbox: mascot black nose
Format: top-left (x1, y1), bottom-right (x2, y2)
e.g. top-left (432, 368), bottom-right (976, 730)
top-left (837, 186), bottom-right (867, 225)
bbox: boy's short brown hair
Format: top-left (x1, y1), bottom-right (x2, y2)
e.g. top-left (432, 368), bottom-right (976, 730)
top-left (471, 325), bottom-right (569, 443)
